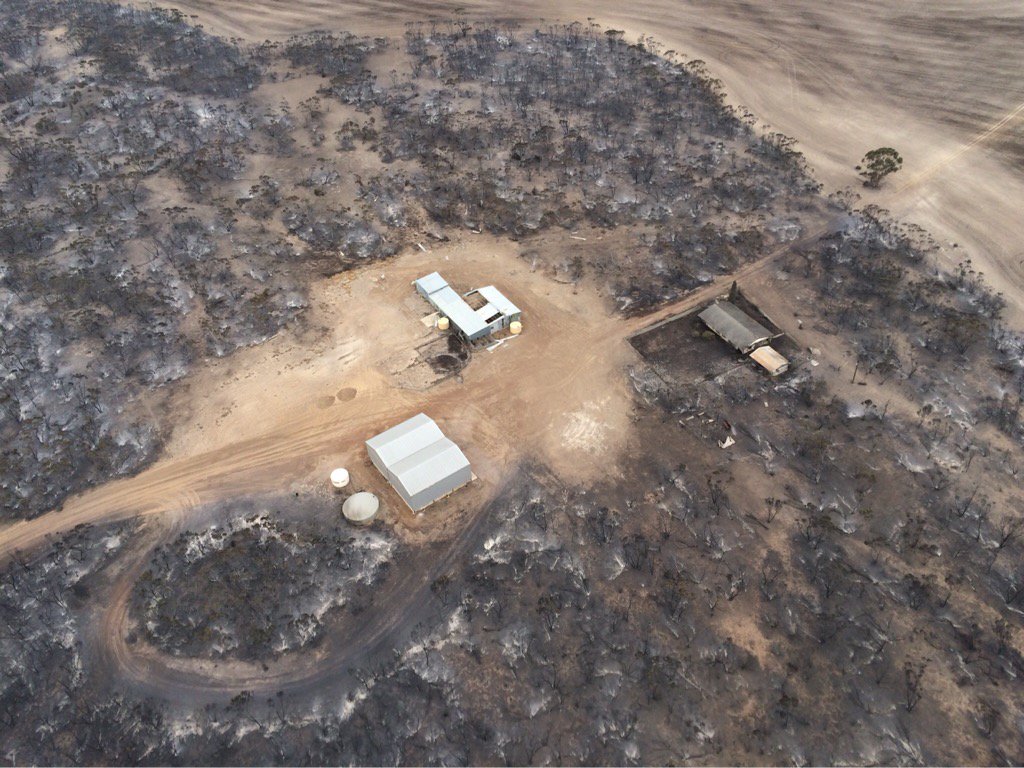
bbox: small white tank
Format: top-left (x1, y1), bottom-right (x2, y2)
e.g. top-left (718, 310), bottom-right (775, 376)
top-left (330, 468), bottom-right (350, 489)
top-left (509, 320), bottom-right (522, 335)
top-left (437, 316), bottom-right (450, 331)
top-left (342, 492), bottom-right (379, 524)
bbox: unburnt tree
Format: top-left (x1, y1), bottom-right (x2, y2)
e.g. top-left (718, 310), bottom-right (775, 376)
top-left (856, 146), bottom-right (903, 188)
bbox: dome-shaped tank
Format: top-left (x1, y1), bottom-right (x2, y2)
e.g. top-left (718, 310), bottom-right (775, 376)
top-left (437, 316), bottom-right (450, 331)
top-left (330, 467), bottom-right (350, 489)
top-left (509, 320), bottom-right (522, 335)
top-left (342, 492), bottom-right (379, 524)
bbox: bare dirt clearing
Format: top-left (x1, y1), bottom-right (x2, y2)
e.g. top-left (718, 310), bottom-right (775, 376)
top-left (0, 236), bottom-right (634, 555)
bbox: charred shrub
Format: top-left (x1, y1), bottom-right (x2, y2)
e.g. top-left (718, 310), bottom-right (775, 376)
top-left (131, 508), bottom-right (397, 661)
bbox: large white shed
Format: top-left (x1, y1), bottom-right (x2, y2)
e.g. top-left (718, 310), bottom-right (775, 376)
top-left (365, 413), bottom-right (472, 511)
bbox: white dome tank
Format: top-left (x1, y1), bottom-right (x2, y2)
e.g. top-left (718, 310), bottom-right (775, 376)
top-left (330, 467), bottom-right (350, 489)
top-left (343, 492), bottom-right (379, 524)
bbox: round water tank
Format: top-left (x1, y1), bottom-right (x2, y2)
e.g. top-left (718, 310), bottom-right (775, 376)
top-left (343, 492), bottom-right (379, 524)
top-left (437, 316), bottom-right (450, 331)
top-left (330, 467), bottom-right (350, 489)
top-left (509, 320), bottom-right (522, 335)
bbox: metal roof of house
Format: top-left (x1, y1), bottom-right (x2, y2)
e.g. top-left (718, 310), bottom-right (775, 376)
top-left (390, 437), bottom-right (470, 496)
top-left (414, 271), bottom-right (448, 296)
top-left (473, 285), bottom-right (520, 317)
top-left (429, 285), bottom-right (489, 338)
top-left (365, 413), bottom-right (444, 467)
top-left (698, 301), bottom-right (774, 353)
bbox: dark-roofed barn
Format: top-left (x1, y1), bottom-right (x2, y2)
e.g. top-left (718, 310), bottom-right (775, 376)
top-left (698, 301), bottom-right (776, 354)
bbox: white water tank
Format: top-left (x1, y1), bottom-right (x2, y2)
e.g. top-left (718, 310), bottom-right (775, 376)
top-left (343, 492), bottom-right (379, 524)
top-left (437, 316), bottom-right (450, 331)
top-left (330, 467), bottom-right (350, 489)
top-left (509, 320), bottom-right (522, 335)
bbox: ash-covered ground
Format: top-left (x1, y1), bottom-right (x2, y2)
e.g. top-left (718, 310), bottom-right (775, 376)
top-left (131, 499), bottom-right (396, 661)
top-left (2, 2), bottom-right (1024, 766)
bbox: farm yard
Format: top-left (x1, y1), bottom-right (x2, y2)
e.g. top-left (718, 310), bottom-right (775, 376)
top-left (2, 0), bottom-right (1024, 764)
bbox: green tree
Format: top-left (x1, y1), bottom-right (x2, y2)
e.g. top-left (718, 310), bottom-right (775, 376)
top-left (856, 147), bottom-right (903, 188)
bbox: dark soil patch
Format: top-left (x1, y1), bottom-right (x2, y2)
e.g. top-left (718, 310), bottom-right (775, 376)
top-left (631, 288), bottom-right (802, 382)
top-left (423, 333), bottom-right (471, 376)
top-left (631, 309), bottom-right (745, 382)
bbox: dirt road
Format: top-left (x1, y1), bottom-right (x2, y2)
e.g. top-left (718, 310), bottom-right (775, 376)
top-left (0, 240), bottom-right (634, 555)
top-left (87, 476), bottom-right (506, 701)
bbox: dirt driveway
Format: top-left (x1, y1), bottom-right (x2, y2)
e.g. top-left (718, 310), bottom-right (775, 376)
top-left (0, 235), bottom-right (638, 557)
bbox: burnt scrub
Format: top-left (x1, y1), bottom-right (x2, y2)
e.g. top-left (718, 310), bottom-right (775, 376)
top-left (130, 503), bottom-right (397, 661)
top-left (2, 1), bottom-right (1024, 765)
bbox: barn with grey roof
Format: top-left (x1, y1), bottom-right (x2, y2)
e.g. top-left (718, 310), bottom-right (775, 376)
top-left (413, 271), bottom-right (521, 341)
top-left (366, 413), bottom-right (472, 511)
top-left (698, 301), bottom-right (778, 354)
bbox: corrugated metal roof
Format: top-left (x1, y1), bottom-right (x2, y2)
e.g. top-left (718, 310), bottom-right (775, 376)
top-left (698, 301), bottom-right (774, 352)
top-left (390, 437), bottom-right (470, 496)
top-left (475, 302), bottom-right (499, 321)
top-left (474, 285), bottom-right (520, 317)
top-left (367, 413), bottom-right (472, 510)
top-left (750, 345), bottom-right (789, 375)
top-left (414, 271), bottom-right (448, 296)
top-left (429, 285), bottom-right (489, 337)
top-left (365, 413), bottom-right (444, 467)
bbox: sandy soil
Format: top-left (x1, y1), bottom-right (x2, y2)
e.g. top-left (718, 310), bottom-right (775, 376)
top-left (158, 0), bottom-right (1024, 329)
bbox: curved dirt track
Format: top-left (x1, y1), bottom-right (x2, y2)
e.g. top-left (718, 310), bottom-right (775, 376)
top-left (6, 0), bottom-right (1024, 702)
top-left (88, 481), bottom-right (504, 701)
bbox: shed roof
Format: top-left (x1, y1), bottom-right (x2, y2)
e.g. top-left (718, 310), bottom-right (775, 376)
top-left (473, 285), bottom-right (520, 317)
top-left (365, 413), bottom-right (444, 467)
top-left (475, 302), bottom-right (500, 322)
top-left (414, 271), bottom-right (448, 296)
top-left (698, 301), bottom-right (774, 352)
top-left (750, 345), bottom-right (789, 375)
top-left (430, 285), bottom-right (489, 337)
top-left (390, 437), bottom-right (470, 496)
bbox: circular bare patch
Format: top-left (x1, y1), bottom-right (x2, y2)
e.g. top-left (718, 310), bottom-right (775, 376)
top-left (336, 387), bottom-right (357, 401)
